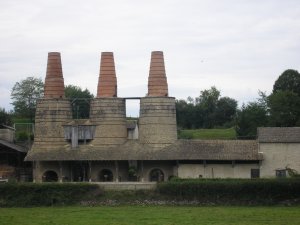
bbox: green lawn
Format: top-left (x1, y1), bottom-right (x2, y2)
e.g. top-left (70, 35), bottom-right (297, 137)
top-left (179, 127), bottom-right (236, 140)
top-left (0, 206), bottom-right (299, 225)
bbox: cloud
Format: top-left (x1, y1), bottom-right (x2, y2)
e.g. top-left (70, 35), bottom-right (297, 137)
top-left (1, 0), bottom-right (300, 116)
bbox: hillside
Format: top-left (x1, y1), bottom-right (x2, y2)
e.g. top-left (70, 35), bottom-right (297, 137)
top-left (178, 127), bottom-right (236, 140)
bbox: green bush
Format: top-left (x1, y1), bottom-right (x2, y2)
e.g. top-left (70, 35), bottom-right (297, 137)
top-left (0, 183), bottom-right (101, 207)
top-left (157, 178), bottom-right (300, 204)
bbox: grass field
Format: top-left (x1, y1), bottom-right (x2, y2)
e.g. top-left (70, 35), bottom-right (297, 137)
top-left (0, 206), bottom-right (299, 225)
top-left (179, 127), bottom-right (236, 140)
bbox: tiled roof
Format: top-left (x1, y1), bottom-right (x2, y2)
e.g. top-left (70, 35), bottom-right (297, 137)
top-left (25, 139), bottom-right (260, 161)
top-left (258, 127), bottom-right (300, 143)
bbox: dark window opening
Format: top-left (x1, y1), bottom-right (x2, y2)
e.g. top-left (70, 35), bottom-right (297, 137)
top-left (99, 169), bottom-right (113, 182)
top-left (251, 169), bottom-right (260, 178)
top-left (72, 162), bottom-right (88, 182)
top-left (276, 169), bottom-right (287, 178)
top-left (42, 170), bottom-right (58, 182)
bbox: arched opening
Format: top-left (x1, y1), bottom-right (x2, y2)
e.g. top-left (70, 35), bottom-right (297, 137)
top-left (149, 168), bottom-right (164, 182)
top-left (42, 170), bottom-right (58, 182)
top-left (98, 169), bottom-right (113, 182)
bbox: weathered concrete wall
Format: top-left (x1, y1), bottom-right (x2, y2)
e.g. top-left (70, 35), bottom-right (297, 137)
top-left (0, 129), bottom-right (14, 142)
top-left (260, 143), bottom-right (300, 177)
top-left (33, 99), bottom-right (72, 150)
top-left (90, 98), bottom-right (127, 147)
top-left (178, 163), bottom-right (259, 179)
top-left (139, 97), bottom-right (177, 149)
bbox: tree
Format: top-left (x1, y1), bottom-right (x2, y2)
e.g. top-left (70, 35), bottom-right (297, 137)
top-left (273, 69), bottom-right (300, 96)
top-left (11, 77), bottom-right (44, 122)
top-left (65, 85), bottom-right (94, 119)
top-left (215, 97), bottom-right (237, 127)
top-left (268, 91), bottom-right (300, 126)
top-left (196, 86), bottom-right (220, 128)
top-left (235, 102), bottom-right (268, 139)
top-left (268, 69), bottom-right (300, 127)
top-left (0, 108), bottom-right (12, 126)
top-left (175, 99), bottom-right (195, 129)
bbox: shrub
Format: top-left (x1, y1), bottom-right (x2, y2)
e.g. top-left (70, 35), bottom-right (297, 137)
top-left (157, 178), bottom-right (300, 204)
top-left (0, 183), bottom-right (101, 207)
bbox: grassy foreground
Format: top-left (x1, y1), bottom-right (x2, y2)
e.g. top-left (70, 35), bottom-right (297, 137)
top-left (0, 206), bottom-right (299, 225)
top-left (179, 127), bottom-right (236, 139)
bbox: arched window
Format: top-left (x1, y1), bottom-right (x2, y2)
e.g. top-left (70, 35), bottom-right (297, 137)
top-left (98, 169), bottom-right (113, 182)
top-left (149, 169), bottom-right (164, 182)
top-left (42, 170), bottom-right (58, 182)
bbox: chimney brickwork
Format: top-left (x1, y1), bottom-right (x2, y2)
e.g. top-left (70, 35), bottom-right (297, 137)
top-left (44, 52), bottom-right (65, 98)
top-left (97, 52), bottom-right (117, 97)
top-left (148, 51), bottom-right (168, 97)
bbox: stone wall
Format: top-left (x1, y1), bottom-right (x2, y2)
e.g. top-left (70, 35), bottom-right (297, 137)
top-left (178, 163), bottom-right (260, 179)
top-left (139, 97), bottom-right (177, 149)
top-left (90, 98), bottom-right (127, 147)
top-left (260, 143), bottom-right (300, 177)
top-left (33, 99), bottom-right (72, 150)
top-left (0, 129), bottom-right (14, 142)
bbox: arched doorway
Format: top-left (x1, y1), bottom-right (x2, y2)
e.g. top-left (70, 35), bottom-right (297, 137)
top-left (98, 169), bottom-right (113, 182)
top-left (149, 169), bottom-right (164, 182)
top-left (43, 170), bottom-right (58, 182)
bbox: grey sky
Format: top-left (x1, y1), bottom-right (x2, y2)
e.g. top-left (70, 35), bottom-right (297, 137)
top-left (1, 0), bottom-right (300, 116)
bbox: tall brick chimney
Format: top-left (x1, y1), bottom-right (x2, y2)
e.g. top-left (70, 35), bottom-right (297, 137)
top-left (148, 51), bottom-right (168, 97)
top-left (97, 52), bottom-right (117, 97)
top-left (44, 52), bottom-right (65, 98)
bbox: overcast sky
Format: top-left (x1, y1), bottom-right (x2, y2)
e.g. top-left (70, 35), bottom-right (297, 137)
top-left (1, 0), bottom-right (300, 116)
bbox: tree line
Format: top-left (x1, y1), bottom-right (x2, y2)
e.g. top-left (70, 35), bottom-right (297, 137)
top-left (176, 69), bottom-right (300, 138)
top-left (1, 69), bottom-right (299, 139)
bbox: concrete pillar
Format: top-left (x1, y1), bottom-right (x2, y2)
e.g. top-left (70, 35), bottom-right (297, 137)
top-left (59, 161), bottom-right (63, 183)
top-left (88, 161), bottom-right (92, 182)
top-left (115, 161), bottom-right (119, 182)
top-left (140, 160), bottom-right (144, 182)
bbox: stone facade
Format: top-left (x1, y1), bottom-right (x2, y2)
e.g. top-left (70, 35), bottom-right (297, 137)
top-left (139, 97), bottom-right (177, 149)
top-left (26, 51), bottom-right (300, 183)
top-left (260, 143), bottom-right (300, 177)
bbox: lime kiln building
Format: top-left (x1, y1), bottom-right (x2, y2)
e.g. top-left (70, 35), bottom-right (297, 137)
top-left (25, 51), bottom-right (300, 182)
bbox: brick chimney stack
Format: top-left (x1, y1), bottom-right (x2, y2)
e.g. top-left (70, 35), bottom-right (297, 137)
top-left (44, 52), bottom-right (65, 98)
top-left (97, 52), bottom-right (117, 97)
top-left (148, 51), bottom-right (168, 97)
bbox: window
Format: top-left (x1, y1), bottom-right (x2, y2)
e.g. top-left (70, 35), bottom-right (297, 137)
top-left (276, 169), bottom-right (287, 178)
top-left (251, 169), bottom-right (260, 178)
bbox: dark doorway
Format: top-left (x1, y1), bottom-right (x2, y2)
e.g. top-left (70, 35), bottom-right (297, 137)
top-left (99, 169), bottom-right (113, 182)
top-left (149, 169), bottom-right (164, 182)
top-left (43, 170), bottom-right (58, 182)
top-left (72, 162), bottom-right (88, 182)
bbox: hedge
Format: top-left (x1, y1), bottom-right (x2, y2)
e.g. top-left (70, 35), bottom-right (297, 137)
top-left (0, 183), bottom-right (101, 207)
top-left (157, 178), bottom-right (300, 204)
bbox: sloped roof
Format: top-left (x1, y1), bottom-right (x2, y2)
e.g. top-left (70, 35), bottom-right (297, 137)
top-left (0, 139), bottom-right (28, 153)
top-left (25, 139), bottom-right (260, 161)
top-left (258, 127), bottom-right (300, 143)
